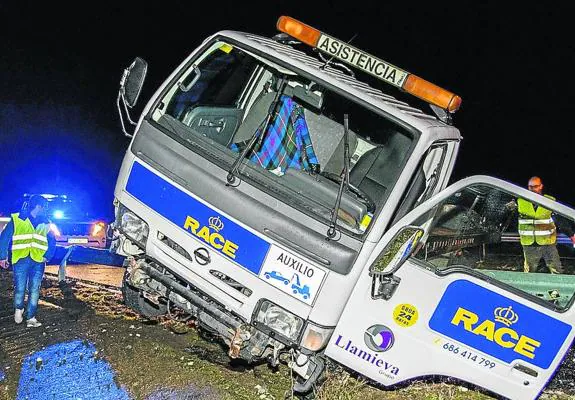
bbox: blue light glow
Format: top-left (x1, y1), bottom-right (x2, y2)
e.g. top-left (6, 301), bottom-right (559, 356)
top-left (53, 210), bottom-right (64, 219)
top-left (16, 340), bottom-right (130, 400)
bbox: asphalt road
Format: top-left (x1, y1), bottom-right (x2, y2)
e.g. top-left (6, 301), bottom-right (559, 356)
top-left (45, 264), bottom-right (124, 288)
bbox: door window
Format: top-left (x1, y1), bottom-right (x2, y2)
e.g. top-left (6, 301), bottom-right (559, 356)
top-left (410, 184), bottom-right (575, 310)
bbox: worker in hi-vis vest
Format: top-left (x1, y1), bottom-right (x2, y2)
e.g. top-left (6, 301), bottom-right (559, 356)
top-left (515, 176), bottom-right (575, 274)
top-left (0, 195), bottom-right (55, 328)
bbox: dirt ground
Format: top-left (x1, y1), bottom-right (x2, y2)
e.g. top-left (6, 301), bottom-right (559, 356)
top-left (1, 265), bottom-right (575, 400)
top-left (0, 267), bottom-right (297, 400)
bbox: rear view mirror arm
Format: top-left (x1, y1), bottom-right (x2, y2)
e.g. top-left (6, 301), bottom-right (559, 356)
top-left (371, 274), bottom-right (401, 300)
top-left (116, 90), bottom-right (134, 138)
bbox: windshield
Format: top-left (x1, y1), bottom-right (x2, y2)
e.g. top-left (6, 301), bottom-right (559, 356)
top-left (150, 40), bottom-right (415, 235)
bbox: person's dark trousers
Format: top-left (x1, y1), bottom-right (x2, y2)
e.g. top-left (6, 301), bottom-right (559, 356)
top-left (12, 257), bottom-right (45, 319)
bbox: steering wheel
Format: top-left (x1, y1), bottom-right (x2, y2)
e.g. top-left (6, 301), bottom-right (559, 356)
top-left (320, 172), bottom-right (376, 213)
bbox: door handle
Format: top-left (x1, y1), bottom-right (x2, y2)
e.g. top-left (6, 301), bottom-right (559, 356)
top-left (371, 274), bottom-right (401, 300)
top-left (512, 363), bottom-right (538, 379)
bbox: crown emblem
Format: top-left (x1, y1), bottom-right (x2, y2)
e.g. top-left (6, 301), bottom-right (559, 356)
top-left (494, 306), bottom-right (519, 327)
top-left (209, 216), bottom-right (224, 232)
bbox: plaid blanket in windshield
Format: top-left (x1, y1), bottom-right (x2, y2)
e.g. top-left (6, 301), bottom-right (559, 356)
top-left (230, 95), bottom-right (320, 175)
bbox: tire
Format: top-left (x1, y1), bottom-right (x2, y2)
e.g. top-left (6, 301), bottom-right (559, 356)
top-left (122, 271), bottom-right (167, 318)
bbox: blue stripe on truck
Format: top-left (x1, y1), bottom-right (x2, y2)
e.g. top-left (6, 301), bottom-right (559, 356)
top-left (126, 161), bottom-right (270, 275)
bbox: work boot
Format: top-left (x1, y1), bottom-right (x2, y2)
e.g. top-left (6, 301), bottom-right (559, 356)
top-left (14, 309), bottom-right (24, 324)
top-left (26, 318), bottom-right (42, 328)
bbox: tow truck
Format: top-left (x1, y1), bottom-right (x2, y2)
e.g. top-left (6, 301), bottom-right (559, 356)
top-left (109, 16), bottom-right (575, 399)
top-left (291, 273), bottom-right (311, 300)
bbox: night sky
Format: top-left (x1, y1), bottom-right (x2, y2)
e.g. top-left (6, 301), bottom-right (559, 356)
top-left (2, 2), bottom-right (575, 219)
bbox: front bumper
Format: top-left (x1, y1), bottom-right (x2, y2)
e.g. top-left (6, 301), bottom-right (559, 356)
top-left (125, 256), bottom-right (325, 392)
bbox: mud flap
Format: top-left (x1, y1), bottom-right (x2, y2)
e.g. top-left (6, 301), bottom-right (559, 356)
top-left (293, 356), bottom-right (325, 393)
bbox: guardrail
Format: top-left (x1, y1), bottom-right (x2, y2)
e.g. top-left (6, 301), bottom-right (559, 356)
top-left (501, 233), bottom-right (575, 245)
top-left (58, 245), bottom-right (126, 282)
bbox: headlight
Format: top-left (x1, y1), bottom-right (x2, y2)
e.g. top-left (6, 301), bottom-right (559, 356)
top-left (300, 322), bottom-right (334, 351)
top-left (117, 205), bottom-right (149, 247)
top-left (254, 300), bottom-right (304, 342)
top-left (91, 222), bottom-right (106, 236)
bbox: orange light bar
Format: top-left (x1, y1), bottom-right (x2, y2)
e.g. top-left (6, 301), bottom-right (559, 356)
top-left (403, 75), bottom-right (462, 113)
top-left (276, 16), bottom-right (462, 113)
top-left (277, 16), bottom-right (321, 47)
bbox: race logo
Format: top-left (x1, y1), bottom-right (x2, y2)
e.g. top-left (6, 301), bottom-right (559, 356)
top-left (184, 215), bottom-right (238, 259)
top-left (364, 325), bottom-right (394, 352)
top-left (208, 216), bottom-right (224, 232)
top-left (429, 280), bottom-right (572, 369)
top-left (126, 161), bottom-right (270, 275)
top-left (494, 306), bottom-right (519, 326)
top-left (450, 305), bottom-right (539, 359)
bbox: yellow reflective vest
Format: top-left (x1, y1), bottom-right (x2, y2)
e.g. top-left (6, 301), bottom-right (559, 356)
top-left (517, 195), bottom-right (556, 246)
top-left (11, 213), bottom-right (49, 264)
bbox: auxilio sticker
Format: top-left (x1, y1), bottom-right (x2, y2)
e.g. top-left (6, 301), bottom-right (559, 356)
top-left (259, 245), bottom-right (326, 305)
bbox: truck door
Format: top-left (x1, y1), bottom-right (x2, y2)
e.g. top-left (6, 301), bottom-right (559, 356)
top-left (325, 176), bottom-right (575, 400)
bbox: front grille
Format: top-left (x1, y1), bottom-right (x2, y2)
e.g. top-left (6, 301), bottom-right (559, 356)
top-left (209, 270), bottom-right (252, 297)
top-left (158, 232), bottom-right (193, 262)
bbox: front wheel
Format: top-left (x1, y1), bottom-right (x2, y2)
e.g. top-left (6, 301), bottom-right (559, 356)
top-left (122, 270), bottom-right (167, 318)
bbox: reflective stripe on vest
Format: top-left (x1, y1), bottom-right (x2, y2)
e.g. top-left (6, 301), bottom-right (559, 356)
top-left (11, 213), bottom-right (49, 264)
top-left (517, 195), bottom-right (557, 245)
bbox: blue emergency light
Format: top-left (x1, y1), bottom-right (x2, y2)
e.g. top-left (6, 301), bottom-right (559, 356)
top-left (53, 210), bottom-right (65, 220)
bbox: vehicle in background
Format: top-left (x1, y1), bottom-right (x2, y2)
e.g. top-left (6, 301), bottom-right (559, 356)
top-left (23, 193), bottom-right (108, 248)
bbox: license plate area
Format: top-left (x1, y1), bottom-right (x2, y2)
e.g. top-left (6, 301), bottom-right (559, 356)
top-left (68, 238), bottom-right (89, 244)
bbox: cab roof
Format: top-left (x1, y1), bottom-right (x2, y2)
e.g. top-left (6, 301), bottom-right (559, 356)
top-left (216, 30), bottom-right (461, 139)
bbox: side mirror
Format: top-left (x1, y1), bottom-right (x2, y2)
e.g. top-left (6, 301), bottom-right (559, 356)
top-left (117, 57), bottom-right (148, 137)
top-left (369, 226), bottom-right (423, 300)
top-left (121, 57), bottom-right (148, 108)
top-left (370, 226), bottom-right (424, 277)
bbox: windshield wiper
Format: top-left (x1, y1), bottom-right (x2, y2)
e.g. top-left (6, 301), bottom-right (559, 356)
top-left (226, 76), bottom-right (287, 186)
top-left (327, 114), bottom-right (351, 239)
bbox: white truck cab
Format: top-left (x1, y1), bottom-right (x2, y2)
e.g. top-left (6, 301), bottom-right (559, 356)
top-left (111, 16), bottom-right (575, 399)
